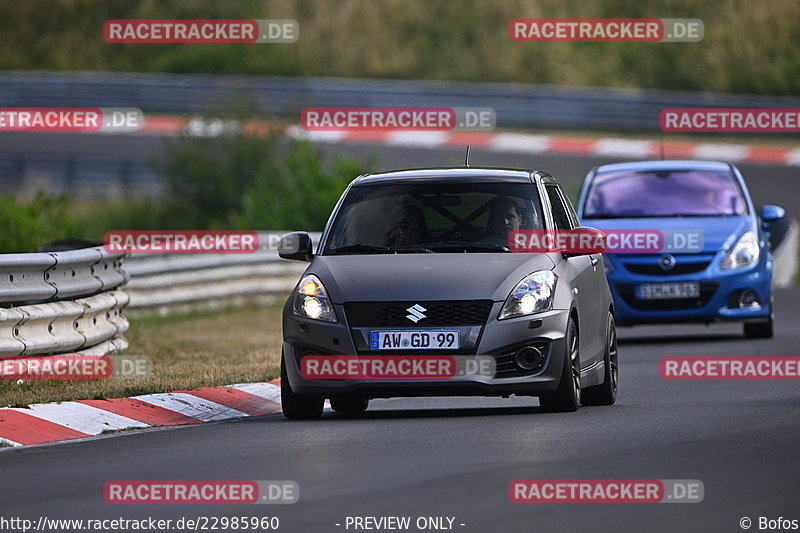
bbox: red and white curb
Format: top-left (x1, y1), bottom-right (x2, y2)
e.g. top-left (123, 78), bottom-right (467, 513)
top-left (110, 116), bottom-right (800, 167)
top-left (285, 126), bottom-right (800, 167)
top-left (0, 379), bottom-right (290, 448)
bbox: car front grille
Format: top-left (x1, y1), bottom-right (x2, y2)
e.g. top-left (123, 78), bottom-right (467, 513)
top-left (616, 282), bottom-right (719, 311)
top-left (344, 300), bottom-right (494, 327)
top-left (620, 253), bottom-right (714, 276)
top-left (622, 261), bottom-right (711, 276)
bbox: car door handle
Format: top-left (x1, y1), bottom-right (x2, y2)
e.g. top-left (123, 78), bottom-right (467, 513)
top-left (590, 256), bottom-right (599, 266)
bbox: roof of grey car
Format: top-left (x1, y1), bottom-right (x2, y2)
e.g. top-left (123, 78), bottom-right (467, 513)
top-left (594, 160), bottom-right (732, 174)
top-left (353, 167), bottom-right (535, 185)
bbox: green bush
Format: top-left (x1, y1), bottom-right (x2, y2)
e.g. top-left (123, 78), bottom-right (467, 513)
top-left (154, 128), bottom-right (366, 231)
top-left (232, 141), bottom-right (366, 231)
top-left (156, 130), bottom-right (282, 229)
top-left (0, 193), bottom-right (78, 253)
top-left (70, 198), bottom-right (185, 238)
top-left (2, 129), bottom-right (367, 249)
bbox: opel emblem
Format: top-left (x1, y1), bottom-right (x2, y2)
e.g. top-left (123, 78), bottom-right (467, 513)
top-left (658, 254), bottom-right (676, 271)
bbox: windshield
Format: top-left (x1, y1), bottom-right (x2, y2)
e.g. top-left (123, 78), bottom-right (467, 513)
top-left (582, 169), bottom-right (748, 218)
top-left (324, 181), bottom-right (545, 254)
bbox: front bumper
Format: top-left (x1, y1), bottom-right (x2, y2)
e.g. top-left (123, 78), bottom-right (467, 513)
top-left (606, 252), bottom-right (772, 326)
top-left (282, 299), bottom-right (570, 398)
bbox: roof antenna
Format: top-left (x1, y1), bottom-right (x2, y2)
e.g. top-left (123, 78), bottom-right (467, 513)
top-left (464, 145), bottom-right (471, 167)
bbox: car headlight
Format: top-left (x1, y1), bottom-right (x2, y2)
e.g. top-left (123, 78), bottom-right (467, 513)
top-left (720, 231), bottom-right (760, 270)
top-left (498, 271), bottom-right (557, 320)
top-left (292, 274), bottom-right (337, 322)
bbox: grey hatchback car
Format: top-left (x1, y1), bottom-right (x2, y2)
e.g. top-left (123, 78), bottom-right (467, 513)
top-left (278, 167), bottom-right (617, 418)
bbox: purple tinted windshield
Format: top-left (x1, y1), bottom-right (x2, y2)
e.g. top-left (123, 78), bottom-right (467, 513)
top-left (582, 170), bottom-right (748, 218)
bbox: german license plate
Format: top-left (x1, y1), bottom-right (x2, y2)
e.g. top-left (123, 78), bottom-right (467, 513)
top-left (370, 331), bottom-right (460, 350)
top-left (637, 282), bottom-right (700, 299)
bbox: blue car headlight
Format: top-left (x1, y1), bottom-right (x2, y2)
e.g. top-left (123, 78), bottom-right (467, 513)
top-left (720, 231), bottom-right (759, 270)
top-left (292, 274), bottom-right (337, 322)
top-left (498, 271), bottom-right (557, 320)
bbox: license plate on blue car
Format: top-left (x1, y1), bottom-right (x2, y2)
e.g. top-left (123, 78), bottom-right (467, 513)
top-left (637, 282), bottom-right (700, 299)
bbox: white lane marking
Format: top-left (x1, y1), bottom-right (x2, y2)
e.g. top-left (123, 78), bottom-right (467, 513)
top-left (386, 131), bottom-right (448, 147)
top-left (6, 402), bottom-right (148, 434)
top-left (488, 133), bottom-right (551, 153)
top-left (785, 148), bottom-right (800, 167)
top-left (693, 143), bottom-right (748, 161)
top-left (593, 138), bottom-right (654, 158)
top-left (285, 126), bottom-right (348, 143)
top-left (0, 437), bottom-right (23, 447)
top-left (134, 392), bottom-right (250, 422)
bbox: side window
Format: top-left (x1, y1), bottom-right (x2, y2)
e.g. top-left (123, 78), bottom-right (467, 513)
top-left (545, 185), bottom-right (573, 230)
top-left (560, 189), bottom-right (581, 227)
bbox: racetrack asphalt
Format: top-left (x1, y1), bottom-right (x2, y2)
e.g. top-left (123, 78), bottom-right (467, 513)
top-left (1, 288), bottom-right (798, 533)
top-left (0, 133), bottom-right (798, 533)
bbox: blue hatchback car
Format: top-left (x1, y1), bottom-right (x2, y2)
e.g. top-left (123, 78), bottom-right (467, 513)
top-left (576, 160), bottom-right (784, 338)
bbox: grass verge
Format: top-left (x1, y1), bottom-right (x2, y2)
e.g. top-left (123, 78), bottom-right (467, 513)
top-left (0, 303), bottom-right (284, 408)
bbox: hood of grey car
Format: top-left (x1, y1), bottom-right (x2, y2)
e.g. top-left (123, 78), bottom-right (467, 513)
top-left (307, 252), bottom-right (556, 303)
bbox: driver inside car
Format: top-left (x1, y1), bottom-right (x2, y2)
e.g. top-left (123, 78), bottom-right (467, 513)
top-left (480, 196), bottom-right (523, 245)
top-left (385, 204), bottom-right (429, 247)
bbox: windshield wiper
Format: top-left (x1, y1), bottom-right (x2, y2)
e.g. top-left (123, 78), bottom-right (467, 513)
top-left (331, 243), bottom-right (393, 254)
top-left (425, 241), bottom-right (511, 253)
top-left (391, 245), bottom-right (435, 253)
top-left (331, 243), bottom-right (434, 254)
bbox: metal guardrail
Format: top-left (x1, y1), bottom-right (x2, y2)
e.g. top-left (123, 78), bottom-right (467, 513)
top-left (122, 232), bottom-right (321, 313)
top-left (3, 71), bottom-right (800, 133)
top-left (0, 247), bottom-right (129, 356)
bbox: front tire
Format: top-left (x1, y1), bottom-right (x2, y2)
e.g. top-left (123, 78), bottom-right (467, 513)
top-left (540, 316), bottom-right (580, 412)
top-left (280, 356), bottom-right (324, 420)
top-left (744, 317), bottom-right (773, 338)
top-left (330, 397), bottom-right (369, 414)
top-left (581, 312), bottom-right (618, 406)
top-left (744, 294), bottom-right (774, 339)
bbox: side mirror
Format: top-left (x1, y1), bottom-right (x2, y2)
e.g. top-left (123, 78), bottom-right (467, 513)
top-left (564, 227), bottom-right (606, 256)
top-left (760, 205), bottom-right (785, 227)
top-left (278, 232), bottom-right (313, 262)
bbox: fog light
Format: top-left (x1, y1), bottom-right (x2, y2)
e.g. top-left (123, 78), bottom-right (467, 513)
top-left (514, 346), bottom-right (544, 371)
top-left (739, 290), bottom-right (760, 309)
